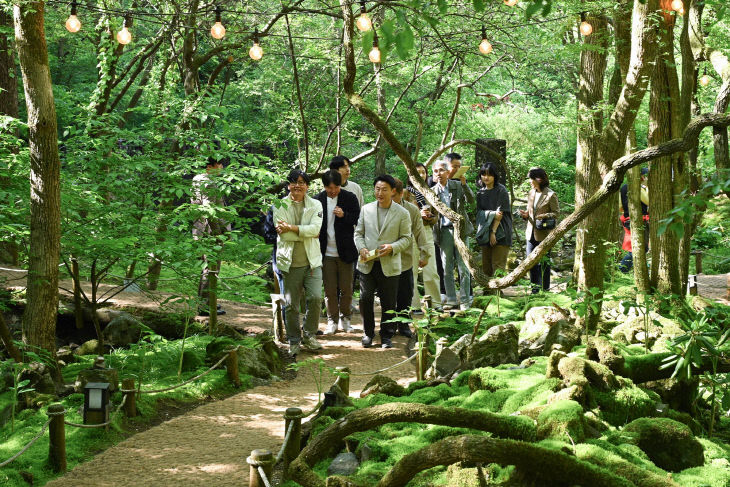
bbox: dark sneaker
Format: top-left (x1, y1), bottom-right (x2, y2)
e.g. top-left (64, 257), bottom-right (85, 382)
top-left (380, 337), bottom-right (393, 349)
top-left (362, 335), bottom-right (374, 348)
top-left (217, 308), bottom-right (226, 315)
top-left (302, 334), bottom-right (323, 351)
top-left (398, 328), bottom-right (413, 339)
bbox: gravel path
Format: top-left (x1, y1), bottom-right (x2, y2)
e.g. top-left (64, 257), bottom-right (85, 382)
top-left (44, 315), bottom-right (415, 487)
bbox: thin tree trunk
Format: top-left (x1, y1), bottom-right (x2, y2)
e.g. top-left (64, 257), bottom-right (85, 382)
top-left (14, 1), bottom-right (61, 359)
top-left (573, 13), bottom-right (608, 334)
top-left (0, 11), bottom-right (19, 265)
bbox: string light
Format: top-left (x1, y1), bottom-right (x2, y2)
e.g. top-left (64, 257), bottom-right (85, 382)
top-left (117, 14), bottom-right (132, 45)
top-left (579, 12), bottom-right (593, 36)
top-left (504, 0), bottom-right (518, 6)
top-left (211, 6), bottom-right (226, 40)
top-left (249, 28), bottom-right (263, 60)
top-left (369, 28), bottom-right (381, 63)
top-left (356, 1), bottom-right (372, 32)
top-left (479, 26), bottom-right (492, 54)
top-left (670, 0), bottom-right (683, 11)
top-left (700, 68), bottom-right (711, 87)
top-left (65, 1), bottom-right (81, 33)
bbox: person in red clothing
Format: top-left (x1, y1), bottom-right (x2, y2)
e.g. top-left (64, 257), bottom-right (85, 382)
top-left (618, 168), bottom-right (649, 273)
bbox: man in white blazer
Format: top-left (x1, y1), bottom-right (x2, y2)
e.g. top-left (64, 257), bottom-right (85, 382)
top-left (274, 169), bottom-right (324, 357)
top-left (354, 175), bottom-right (412, 348)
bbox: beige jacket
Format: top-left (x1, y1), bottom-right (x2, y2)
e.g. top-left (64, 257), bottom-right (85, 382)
top-left (273, 195), bottom-right (323, 273)
top-left (398, 199), bottom-right (431, 271)
top-left (354, 201), bottom-right (412, 277)
top-left (526, 187), bottom-right (559, 242)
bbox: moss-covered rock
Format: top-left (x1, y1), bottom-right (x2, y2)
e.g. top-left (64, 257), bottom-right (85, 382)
top-left (519, 306), bottom-right (581, 359)
top-left (461, 323), bottom-right (519, 369)
top-left (359, 375), bottom-right (405, 397)
top-left (537, 399), bottom-right (586, 443)
top-left (593, 383), bottom-right (658, 426)
top-left (621, 417), bottom-right (704, 472)
top-left (557, 356), bottom-right (619, 391)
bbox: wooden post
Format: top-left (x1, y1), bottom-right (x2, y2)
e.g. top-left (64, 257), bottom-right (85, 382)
top-left (71, 257), bottom-right (84, 329)
top-left (270, 293), bottom-right (286, 344)
top-left (247, 449), bottom-right (274, 487)
top-left (335, 366), bottom-right (350, 397)
top-left (688, 275), bottom-right (698, 296)
top-left (226, 349), bottom-right (240, 387)
top-left (416, 335), bottom-right (429, 381)
top-left (208, 261), bottom-right (219, 336)
top-left (282, 407), bottom-right (303, 477)
top-left (122, 378), bottom-right (136, 418)
top-left (47, 403), bottom-right (66, 473)
top-left (694, 251), bottom-right (703, 274)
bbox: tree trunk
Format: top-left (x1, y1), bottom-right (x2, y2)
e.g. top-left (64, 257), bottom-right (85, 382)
top-left (373, 9), bottom-right (387, 176)
top-left (0, 11), bottom-right (20, 265)
top-left (573, 13), bottom-right (608, 334)
top-left (14, 1), bottom-right (61, 358)
top-left (648, 19), bottom-right (683, 296)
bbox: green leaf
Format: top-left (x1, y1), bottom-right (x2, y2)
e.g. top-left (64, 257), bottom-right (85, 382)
top-left (526, 1), bottom-right (542, 19)
top-left (437, 0), bottom-right (448, 14)
top-left (395, 26), bottom-right (414, 59)
top-left (473, 0), bottom-right (485, 12)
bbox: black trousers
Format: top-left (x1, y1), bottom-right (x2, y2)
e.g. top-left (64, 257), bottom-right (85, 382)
top-left (526, 233), bottom-right (551, 292)
top-left (360, 262), bottom-right (398, 340)
top-left (395, 268), bottom-right (414, 332)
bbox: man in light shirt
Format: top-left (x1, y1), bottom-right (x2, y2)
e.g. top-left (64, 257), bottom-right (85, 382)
top-left (314, 170), bottom-right (360, 335)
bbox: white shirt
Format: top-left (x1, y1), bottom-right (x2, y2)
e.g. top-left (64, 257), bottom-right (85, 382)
top-left (342, 180), bottom-right (364, 208)
top-left (325, 196), bottom-right (339, 257)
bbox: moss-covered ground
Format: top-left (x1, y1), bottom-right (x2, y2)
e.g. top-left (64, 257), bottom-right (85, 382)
top-left (280, 278), bottom-right (730, 486)
top-left (0, 333), bottom-right (260, 487)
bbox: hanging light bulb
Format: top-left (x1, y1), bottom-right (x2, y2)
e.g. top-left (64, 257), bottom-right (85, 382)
top-left (211, 6), bottom-right (226, 40)
top-left (117, 15), bottom-right (132, 45)
top-left (249, 28), bottom-right (263, 60)
top-left (670, 0), bottom-right (683, 12)
top-left (479, 26), bottom-right (492, 55)
top-left (369, 29), bottom-right (381, 63)
top-left (356, 1), bottom-right (372, 32)
top-left (678, 5), bottom-right (685, 16)
top-left (579, 12), bottom-right (593, 36)
top-left (65, 1), bottom-right (81, 33)
top-left (700, 68), bottom-right (711, 87)
top-left (504, 0), bottom-right (518, 6)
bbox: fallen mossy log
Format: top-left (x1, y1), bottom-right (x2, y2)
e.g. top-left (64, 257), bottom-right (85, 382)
top-left (377, 434), bottom-right (648, 487)
top-left (288, 403), bottom-right (536, 487)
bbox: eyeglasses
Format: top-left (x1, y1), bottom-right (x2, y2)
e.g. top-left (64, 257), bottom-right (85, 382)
top-left (289, 180), bottom-right (307, 186)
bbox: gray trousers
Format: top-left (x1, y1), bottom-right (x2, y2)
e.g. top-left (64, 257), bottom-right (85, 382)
top-left (282, 265), bottom-right (322, 343)
top-left (439, 227), bottom-right (471, 306)
top-left (322, 256), bottom-right (354, 322)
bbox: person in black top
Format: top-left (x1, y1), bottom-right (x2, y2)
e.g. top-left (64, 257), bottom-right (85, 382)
top-left (315, 170), bottom-right (360, 334)
top-left (475, 162), bottom-right (512, 277)
top-left (618, 168), bottom-right (649, 273)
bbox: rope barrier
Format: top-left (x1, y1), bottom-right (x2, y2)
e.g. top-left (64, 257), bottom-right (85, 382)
top-left (275, 420), bottom-right (295, 465)
top-left (63, 394), bottom-right (128, 429)
top-left (257, 466), bottom-right (273, 487)
top-left (0, 419), bottom-right (52, 468)
top-left (349, 351), bottom-right (419, 377)
top-left (122, 347), bottom-right (240, 394)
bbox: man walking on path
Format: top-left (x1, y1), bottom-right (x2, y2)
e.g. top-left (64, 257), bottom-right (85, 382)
top-left (315, 170), bottom-right (360, 335)
top-left (330, 155), bottom-right (364, 208)
top-left (355, 175), bottom-right (412, 349)
top-left (392, 177), bottom-right (430, 338)
top-left (433, 160), bottom-right (474, 310)
top-left (274, 169), bottom-right (324, 357)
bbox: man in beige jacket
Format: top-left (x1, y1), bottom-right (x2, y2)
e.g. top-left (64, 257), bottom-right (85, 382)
top-left (274, 169), bottom-right (324, 357)
top-left (354, 175), bottom-right (412, 348)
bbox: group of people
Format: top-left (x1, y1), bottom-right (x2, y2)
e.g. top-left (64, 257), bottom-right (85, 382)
top-left (268, 154), bottom-right (560, 355)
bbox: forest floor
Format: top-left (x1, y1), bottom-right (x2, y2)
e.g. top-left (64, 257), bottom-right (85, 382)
top-left (1, 265), bottom-right (728, 486)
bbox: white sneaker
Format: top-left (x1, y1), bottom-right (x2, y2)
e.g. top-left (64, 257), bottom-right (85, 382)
top-left (302, 333), bottom-right (323, 351)
top-left (289, 342), bottom-right (301, 356)
top-left (339, 317), bottom-right (354, 333)
top-left (324, 319), bottom-right (337, 335)
top-left (459, 303), bottom-right (471, 311)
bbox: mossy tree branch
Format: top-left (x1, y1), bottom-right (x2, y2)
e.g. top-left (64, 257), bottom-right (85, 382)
top-left (377, 435), bottom-right (639, 487)
top-left (288, 403), bottom-right (536, 487)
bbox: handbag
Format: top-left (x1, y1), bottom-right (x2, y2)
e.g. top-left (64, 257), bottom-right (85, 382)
top-left (535, 217), bottom-right (556, 230)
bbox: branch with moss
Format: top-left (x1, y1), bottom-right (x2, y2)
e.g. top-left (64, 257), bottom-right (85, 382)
top-left (377, 434), bottom-right (640, 487)
top-left (288, 403), bottom-right (536, 487)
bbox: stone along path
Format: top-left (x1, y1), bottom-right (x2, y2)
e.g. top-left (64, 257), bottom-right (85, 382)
top-left (44, 316), bottom-right (415, 487)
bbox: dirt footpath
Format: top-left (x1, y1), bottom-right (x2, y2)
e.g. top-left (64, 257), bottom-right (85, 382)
top-left (45, 323), bottom-right (415, 487)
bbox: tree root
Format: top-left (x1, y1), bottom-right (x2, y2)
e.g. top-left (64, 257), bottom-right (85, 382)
top-left (288, 403), bottom-right (536, 487)
top-left (377, 434), bottom-right (639, 487)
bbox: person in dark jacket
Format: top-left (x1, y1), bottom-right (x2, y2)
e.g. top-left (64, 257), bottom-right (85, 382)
top-left (476, 162), bottom-right (512, 277)
top-left (315, 170), bottom-right (360, 334)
